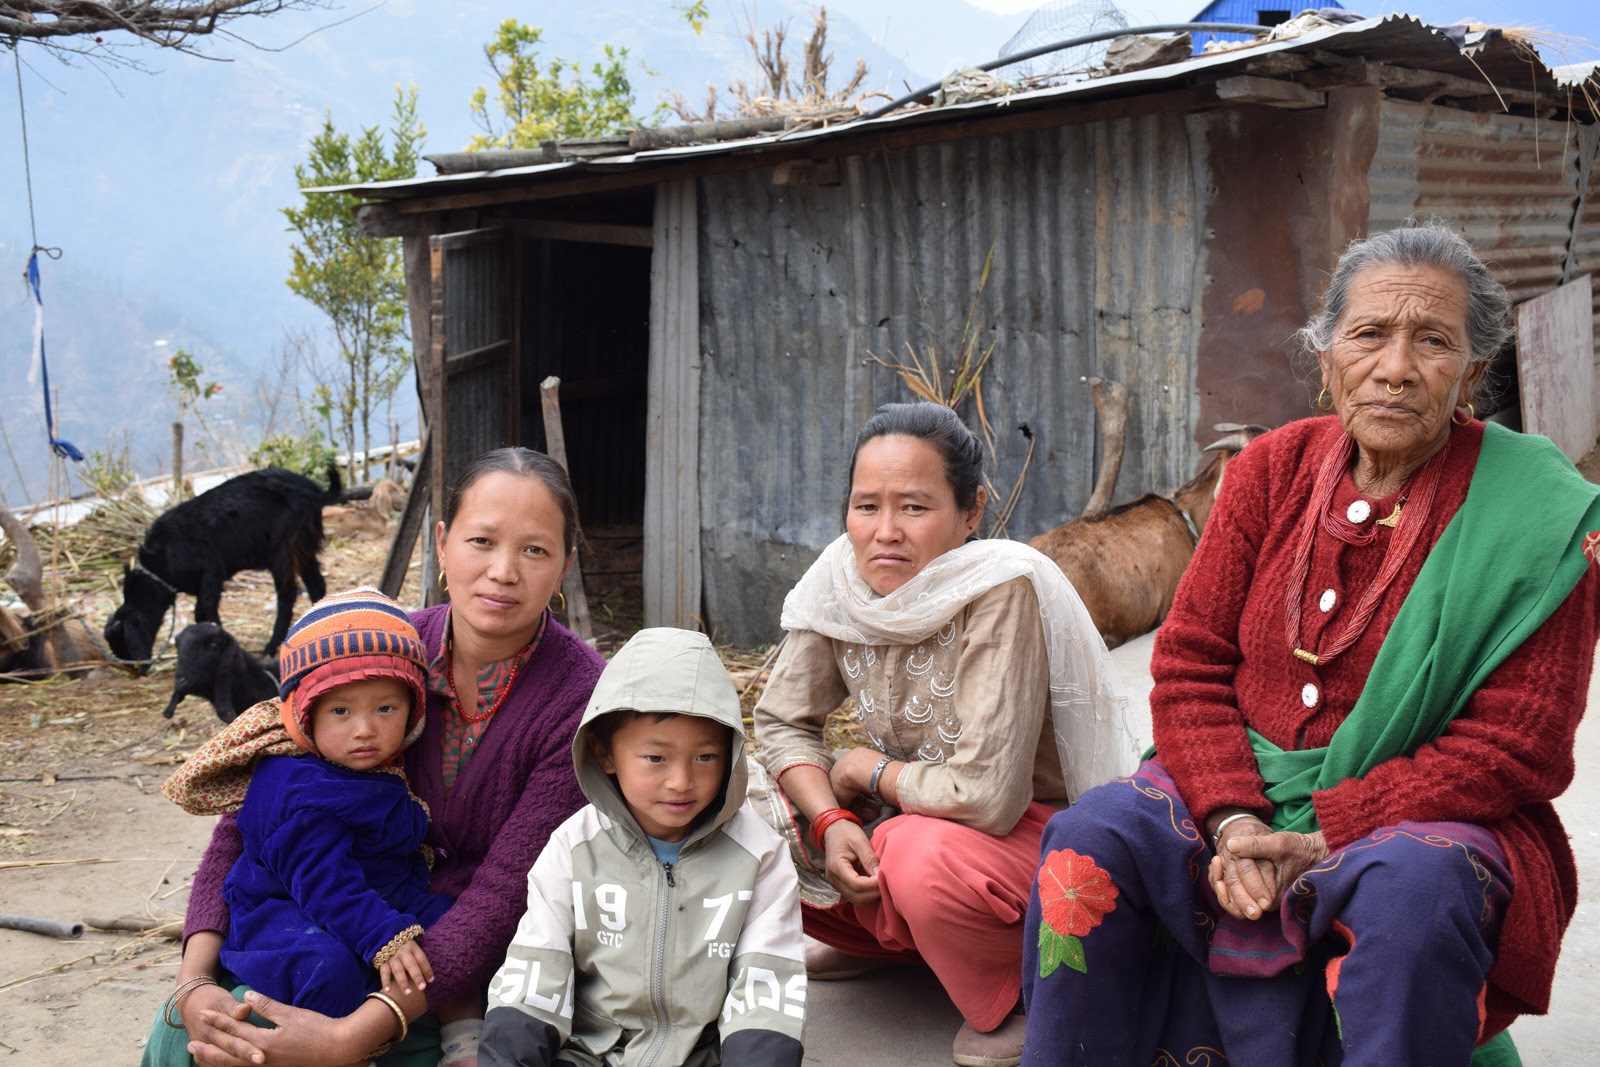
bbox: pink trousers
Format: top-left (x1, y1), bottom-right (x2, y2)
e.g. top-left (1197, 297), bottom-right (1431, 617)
top-left (803, 801), bottom-right (1053, 1032)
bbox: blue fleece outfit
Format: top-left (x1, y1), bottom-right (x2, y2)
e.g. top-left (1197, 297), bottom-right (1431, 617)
top-left (220, 754), bottom-right (452, 1016)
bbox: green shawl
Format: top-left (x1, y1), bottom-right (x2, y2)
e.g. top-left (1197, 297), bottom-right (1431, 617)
top-left (1252, 422), bottom-right (1600, 834)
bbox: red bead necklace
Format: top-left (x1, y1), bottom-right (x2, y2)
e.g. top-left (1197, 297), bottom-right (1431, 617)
top-left (1283, 435), bottom-right (1445, 667)
top-left (444, 611), bottom-right (544, 724)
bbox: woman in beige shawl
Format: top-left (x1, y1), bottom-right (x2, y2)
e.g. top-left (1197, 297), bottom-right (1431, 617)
top-left (753, 402), bottom-right (1137, 1067)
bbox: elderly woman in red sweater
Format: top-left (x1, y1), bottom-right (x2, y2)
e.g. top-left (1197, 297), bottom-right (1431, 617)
top-left (1021, 222), bottom-right (1600, 1067)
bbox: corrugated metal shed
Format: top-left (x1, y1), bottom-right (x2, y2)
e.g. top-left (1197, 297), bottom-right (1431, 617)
top-left (328, 16), bottom-right (1591, 208)
top-left (1369, 101), bottom-right (1582, 303)
top-left (1367, 97), bottom-right (1589, 418)
top-left (695, 114), bottom-right (1208, 637)
top-left (341, 15), bottom-right (1600, 645)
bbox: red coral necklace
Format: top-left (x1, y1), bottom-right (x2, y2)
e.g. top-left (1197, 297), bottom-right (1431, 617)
top-left (445, 612), bottom-right (544, 725)
top-left (1284, 434), bottom-right (1445, 667)
top-left (447, 653), bottom-right (525, 724)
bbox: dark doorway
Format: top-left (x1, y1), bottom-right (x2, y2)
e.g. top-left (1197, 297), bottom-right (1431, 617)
top-left (520, 236), bottom-right (651, 640)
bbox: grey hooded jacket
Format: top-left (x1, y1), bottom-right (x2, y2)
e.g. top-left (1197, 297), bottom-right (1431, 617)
top-left (481, 628), bottom-right (806, 1067)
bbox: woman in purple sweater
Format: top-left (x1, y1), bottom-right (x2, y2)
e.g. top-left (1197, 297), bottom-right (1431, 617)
top-left (149, 449), bottom-right (606, 1067)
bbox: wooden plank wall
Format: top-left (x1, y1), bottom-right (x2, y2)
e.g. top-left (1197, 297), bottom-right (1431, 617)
top-left (1518, 274), bottom-right (1596, 462)
top-left (643, 180), bottom-right (702, 628)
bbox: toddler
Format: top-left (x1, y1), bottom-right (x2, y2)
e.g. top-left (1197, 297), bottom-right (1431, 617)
top-left (164, 588), bottom-right (479, 1064)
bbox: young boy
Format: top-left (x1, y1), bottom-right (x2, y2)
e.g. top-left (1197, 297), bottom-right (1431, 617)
top-left (480, 627), bottom-right (805, 1067)
top-left (164, 589), bottom-right (480, 1063)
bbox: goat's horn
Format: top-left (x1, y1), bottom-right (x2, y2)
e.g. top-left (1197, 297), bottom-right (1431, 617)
top-left (1211, 421), bottom-right (1271, 435)
top-left (1203, 433), bottom-right (1252, 453)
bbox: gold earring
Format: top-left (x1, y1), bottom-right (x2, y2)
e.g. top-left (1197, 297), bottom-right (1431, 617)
top-left (1314, 387), bottom-right (1333, 412)
top-left (1452, 403), bottom-right (1475, 426)
top-left (437, 568), bottom-right (448, 592)
top-left (550, 590), bottom-right (567, 614)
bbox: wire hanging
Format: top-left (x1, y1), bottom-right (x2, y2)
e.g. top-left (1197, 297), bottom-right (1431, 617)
top-left (14, 50), bottom-right (81, 464)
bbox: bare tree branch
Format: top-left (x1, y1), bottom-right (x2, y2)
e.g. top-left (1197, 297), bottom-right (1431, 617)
top-left (2, 1), bottom-right (326, 61)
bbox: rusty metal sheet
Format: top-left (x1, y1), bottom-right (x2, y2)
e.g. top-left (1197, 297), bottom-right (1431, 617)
top-left (1368, 100), bottom-right (1582, 306)
top-left (695, 114), bottom-right (1206, 645)
top-left (1197, 87), bottom-right (1382, 444)
top-left (1518, 275), bottom-right (1596, 462)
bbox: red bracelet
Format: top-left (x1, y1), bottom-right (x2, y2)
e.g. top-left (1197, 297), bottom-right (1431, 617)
top-left (809, 807), bottom-right (863, 851)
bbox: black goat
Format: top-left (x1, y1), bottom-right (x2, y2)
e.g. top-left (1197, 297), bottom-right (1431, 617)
top-left (161, 622), bottom-right (280, 723)
top-left (105, 466), bottom-right (341, 671)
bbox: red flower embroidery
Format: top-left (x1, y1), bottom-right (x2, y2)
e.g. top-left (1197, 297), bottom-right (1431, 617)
top-left (1039, 848), bottom-right (1119, 936)
top-left (1036, 848), bottom-right (1119, 977)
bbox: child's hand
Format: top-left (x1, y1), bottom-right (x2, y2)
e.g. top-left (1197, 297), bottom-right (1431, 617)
top-left (379, 939), bottom-right (434, 995)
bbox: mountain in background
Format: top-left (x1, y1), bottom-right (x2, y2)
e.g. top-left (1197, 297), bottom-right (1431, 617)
top-left (0, 0), bottom-right (1025, 506)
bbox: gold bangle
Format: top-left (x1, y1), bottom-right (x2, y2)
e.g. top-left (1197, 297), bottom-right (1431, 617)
top-left (162, 974), bottom-right (220, 1028)
top-left (371, 924), bottom-right (424, 970)
top-left (366, 990), bottom-right (409, 1045)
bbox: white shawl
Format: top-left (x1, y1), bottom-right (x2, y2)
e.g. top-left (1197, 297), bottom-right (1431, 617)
top-left (780, 534), bottom-right (1141, 800)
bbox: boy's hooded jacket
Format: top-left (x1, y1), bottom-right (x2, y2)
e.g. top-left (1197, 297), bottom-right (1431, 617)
top-left (482, 628), bottom-right (806, 1067)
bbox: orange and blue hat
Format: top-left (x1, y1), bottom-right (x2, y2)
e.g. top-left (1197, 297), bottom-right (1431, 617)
top-left (276, 588), bottom-right (428, 755)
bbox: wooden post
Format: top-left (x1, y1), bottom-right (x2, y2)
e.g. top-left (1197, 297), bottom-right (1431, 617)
top-left (381, 433), bottom-right (432, 603)
top-left (539, 377), bottom-right (594, 643)
top-left (170, 421), bottom-right (184, 501)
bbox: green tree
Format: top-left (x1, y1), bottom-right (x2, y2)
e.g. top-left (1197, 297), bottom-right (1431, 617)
top-left (283, 86), bottom-right (423, 483)
top-left (165, 348), bottom-right (223, 498)
top-left (167, 349), bottom-right (223, 417)
top-left (467, 20), bottom-right (655, 149)
top-left (673, 1), bottom-right (709, 35)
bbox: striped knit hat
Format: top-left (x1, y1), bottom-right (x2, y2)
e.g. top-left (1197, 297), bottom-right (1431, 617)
top-left (277, 588), bottom-right (429, 756)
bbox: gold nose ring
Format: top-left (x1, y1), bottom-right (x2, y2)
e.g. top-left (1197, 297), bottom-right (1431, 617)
top-left (1385, 382), bottom-right (1404, 395)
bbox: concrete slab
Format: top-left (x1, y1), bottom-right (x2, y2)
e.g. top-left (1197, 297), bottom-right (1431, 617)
top-left (1508, 647), bottom-right (1600, 1058)
top-left (804, 965), bottom-right (963, 1064)
top-left (800, 635), bottom-right (1600, 1061)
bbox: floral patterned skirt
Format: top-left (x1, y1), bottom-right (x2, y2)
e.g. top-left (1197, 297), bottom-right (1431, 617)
top-left (1020, 760), bottom-right (1514, 1067)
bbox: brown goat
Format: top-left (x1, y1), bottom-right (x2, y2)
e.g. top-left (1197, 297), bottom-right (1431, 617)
top-left (1028, 424), bottom-right (1268, 649)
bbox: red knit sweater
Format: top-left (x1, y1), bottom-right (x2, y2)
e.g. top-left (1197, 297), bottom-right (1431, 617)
top-left (1151, 416), bottom-right (1599, 1027)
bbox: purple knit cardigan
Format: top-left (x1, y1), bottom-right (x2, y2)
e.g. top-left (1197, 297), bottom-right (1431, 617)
top-left (182, 605), bottom-right (605, 1008)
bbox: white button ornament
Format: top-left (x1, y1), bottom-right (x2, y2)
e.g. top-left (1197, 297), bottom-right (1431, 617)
top-left (1302, 684), bottom-right (1319, 708)
top-left (1319, 589), bottom-right (1337, 613)
top-left (1346, 500), bottom-right (1372, 524)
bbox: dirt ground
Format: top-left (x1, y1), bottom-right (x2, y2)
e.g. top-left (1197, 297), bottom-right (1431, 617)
top-left (0, 519), bottom-right (784, 1064)
top-left (0, 528), bottom-right (434, 1062)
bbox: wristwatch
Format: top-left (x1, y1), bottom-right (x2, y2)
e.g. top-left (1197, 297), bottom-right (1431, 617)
top-left (867, 755), bottom-right (894, 801)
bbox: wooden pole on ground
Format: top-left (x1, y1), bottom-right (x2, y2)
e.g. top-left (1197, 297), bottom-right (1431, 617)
top-left (538, 377), bottom-right (593, 643)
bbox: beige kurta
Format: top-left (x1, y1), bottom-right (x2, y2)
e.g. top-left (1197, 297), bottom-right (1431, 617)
top-left (754, 576), bottom-right (1065, 837)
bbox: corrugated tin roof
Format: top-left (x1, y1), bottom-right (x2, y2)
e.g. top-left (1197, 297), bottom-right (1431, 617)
top-left (321, 15), bottom-right (1598, 202)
